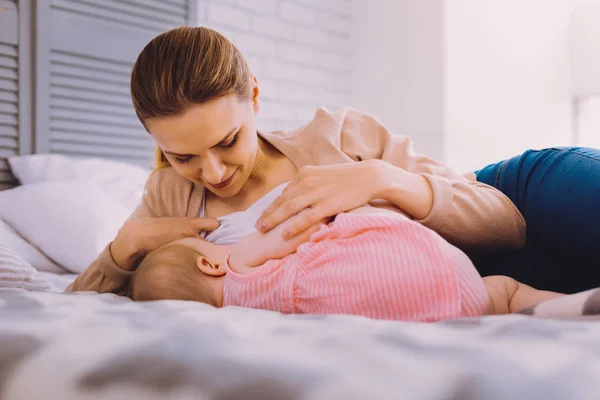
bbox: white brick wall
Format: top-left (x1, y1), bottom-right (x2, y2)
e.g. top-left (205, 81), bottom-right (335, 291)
top-left (198, 0), bottom-right (353, 133)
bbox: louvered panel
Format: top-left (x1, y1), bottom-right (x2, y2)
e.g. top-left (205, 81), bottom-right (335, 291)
top-left (51, 119), bottom-right (145, 139)
top-left (0, 55), bottom-right (18, 69)
top-left (0, 136), bottom-right (18, 149)
top-left (51, 75), bottom-right (130, 97)
top-left (34, 0), bottom-right (194, 168)
top-left (50, 85), bottom-right (132, 107)
top-left (88, 0), bottom-right (185, 20)
top-left (120, 0), bottom-right (187, 18)
top-left (51, 64), bottom-right (130, 87)
top-left (0, 148), bottom-right (16, 157)
top-left (0, 90), bottom-right (17, 104)
top-left (47, 49), bottom-right (152, 161)
top-left (52, 131), bottom-right (153, 149)
top-left (52, 0), bottom-right (186, 32)
top-left (51, 108), bottom-right (141, 129)
top-left (50, 141), bottom-right (153, 164)
top-left (0, 43), bottom-right (17, 56)
top-left (164, 0), bottom-right (187, 6)
top-left (0, 125), bottom-right (17, 138)
top-left (0, 113), bottom-right (18, 125)
top-left (51, 50), bottom-right (132, 76)
top-left (0, 78), bottom-right (17, 91)
top-left (0, 102), bottom-right (17, 114)
top-left (0, 68), bottom-right (17, 81)
top-left (0, 36), bottom-right (18, 188)
top-left (52, 98), bottom-right (135, 119)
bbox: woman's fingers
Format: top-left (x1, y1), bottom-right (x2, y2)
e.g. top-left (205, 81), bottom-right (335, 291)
top-left (258, 182), bottom-right (303, 226)
top-left (191, 217), bottom-right (220, 232)
top-left (281, 206), bottom-right (328, 239)
top-left (152, 217), bottom-right (219, 244)
top-left (257, 194), bottom-right (315, 233)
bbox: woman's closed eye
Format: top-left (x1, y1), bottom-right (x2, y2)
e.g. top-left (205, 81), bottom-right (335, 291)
top-left (174, 155), bottom-right (195, 164)
top-left (171, 132), bottom-right (239, 164)
top-left (218, 133), bottom-right (239, 149)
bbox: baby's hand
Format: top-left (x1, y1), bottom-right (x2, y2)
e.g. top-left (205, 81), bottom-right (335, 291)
top-left (261, 210), bottom-right (328, 261)
top-left (230, 209), bottom-right (328, 271)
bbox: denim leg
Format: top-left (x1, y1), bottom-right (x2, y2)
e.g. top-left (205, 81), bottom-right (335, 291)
top-left (474, 147), bottom-right (600, 294)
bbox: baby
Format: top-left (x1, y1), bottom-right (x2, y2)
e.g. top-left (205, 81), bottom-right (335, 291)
top-left (130, 209), bottom-right (563, 321)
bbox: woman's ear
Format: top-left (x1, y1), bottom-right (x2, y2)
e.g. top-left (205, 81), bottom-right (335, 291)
top-left (196, 256), bottom-right (225, 276)
top-left (251, 75), bottom-right (260, 114)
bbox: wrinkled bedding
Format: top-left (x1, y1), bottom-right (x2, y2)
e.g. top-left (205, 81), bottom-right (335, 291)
top-left (1, 290), bottom-right (600, 400)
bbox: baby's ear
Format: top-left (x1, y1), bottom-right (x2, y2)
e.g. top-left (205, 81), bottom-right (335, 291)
top-left (196, 256), bottom-right (225, 276)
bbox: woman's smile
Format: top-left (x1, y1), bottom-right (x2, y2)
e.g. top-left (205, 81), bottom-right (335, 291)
top-left (210, 169), bottom-right (237, 189)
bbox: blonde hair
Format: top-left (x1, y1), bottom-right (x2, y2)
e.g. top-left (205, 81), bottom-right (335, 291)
top-left (130, 26), bottom-right (253, 173)
top-left (130, 244), bottom-right (217, 305)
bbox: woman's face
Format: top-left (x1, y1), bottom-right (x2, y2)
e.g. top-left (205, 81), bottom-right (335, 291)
top-left (146, 93), bottom-right (260, 198)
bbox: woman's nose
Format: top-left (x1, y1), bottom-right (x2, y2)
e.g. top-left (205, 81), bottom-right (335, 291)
top-left (200, 153), bottom-right (226, 185)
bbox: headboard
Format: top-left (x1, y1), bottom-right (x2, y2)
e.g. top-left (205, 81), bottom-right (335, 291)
top-left (0, 0), bottom-right (197, 190)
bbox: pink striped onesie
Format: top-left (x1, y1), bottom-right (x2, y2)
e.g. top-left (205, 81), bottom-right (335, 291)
top-left (222, 213), bottom-right (489, 322)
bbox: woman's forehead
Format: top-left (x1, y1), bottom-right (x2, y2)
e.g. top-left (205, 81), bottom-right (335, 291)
top-left (146, 97), bottom-right (247, 151)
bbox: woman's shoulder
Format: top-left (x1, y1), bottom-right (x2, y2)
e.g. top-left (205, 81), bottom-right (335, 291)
top-left (143, 166), bottom-right (197, 217)
top-left (262, 107), bottom-right (363, 145)
top-left (146, 166), bottom-right (189, 189)
top-left (281, 107), bottom-right (366, 135)
top-left (262, 107), bottom-right (397, 163)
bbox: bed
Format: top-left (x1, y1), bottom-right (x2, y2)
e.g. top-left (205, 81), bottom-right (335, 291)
top-left (1, 290), bottom-right (600, 400)
top-left (1, 154), bottom-right (600, 400)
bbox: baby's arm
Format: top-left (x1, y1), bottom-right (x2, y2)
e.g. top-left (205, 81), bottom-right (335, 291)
top-left (484, 275), bottom-right (564, 314)
top-left (228, 206), bottom-right (384, 273)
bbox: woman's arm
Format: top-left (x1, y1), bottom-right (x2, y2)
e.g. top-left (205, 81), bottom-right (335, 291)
top-left (66, 168), bottom-right (218, 295)
top-left (338, 109), bottom-right (526, 249)
top-left (258, 108), bottom-right (526, 250)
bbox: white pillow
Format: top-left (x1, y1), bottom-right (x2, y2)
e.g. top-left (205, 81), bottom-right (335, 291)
top-left (0, 242), bottom-right (51, 291)
top-left (0, 218), bottom-right (65, 273)
top-left (0, 182), bottom-right (131, 274)
top-left (8, 154), bottom-right (151, 211)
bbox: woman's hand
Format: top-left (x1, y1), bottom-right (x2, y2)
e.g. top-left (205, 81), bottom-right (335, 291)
top-left (256, 160), bottom-right (388, 239)
top-left (111, 217), bottom-right (220, 271)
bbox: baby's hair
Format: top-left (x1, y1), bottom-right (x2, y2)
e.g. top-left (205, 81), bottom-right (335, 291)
top-left (130, 244), bottom-right (218, 305)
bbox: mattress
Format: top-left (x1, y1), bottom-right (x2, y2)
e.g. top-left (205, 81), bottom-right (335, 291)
top-left (1, 289), bottom-right (599, 400)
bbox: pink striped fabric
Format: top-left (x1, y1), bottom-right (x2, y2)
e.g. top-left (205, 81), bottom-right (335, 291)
top-left (223, 213), bottom-right (489, 322)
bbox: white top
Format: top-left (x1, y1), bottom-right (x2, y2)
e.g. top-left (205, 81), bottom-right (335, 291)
top-left (200, 182), bottom-right (289, 245)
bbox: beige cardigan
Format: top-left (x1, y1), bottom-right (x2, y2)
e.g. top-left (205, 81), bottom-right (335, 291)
top-left (67, 107), bottom-right (525, 295)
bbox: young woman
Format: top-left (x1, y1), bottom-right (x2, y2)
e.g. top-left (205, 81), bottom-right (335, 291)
top-left (66, 27), bottom-right (597, 296)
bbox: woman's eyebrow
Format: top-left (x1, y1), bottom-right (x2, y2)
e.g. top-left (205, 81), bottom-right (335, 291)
top-left (162, 150), bottom-right (195, 157)
top-left (211, 127), bottom-right (238, 148)
top-left (162, 127), bottom-right (239, 157)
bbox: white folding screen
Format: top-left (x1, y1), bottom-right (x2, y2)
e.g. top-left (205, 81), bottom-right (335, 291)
top-left (0, 0), bottom-right (32, 189)
top-left (34, 0), bottom-right (196, 167)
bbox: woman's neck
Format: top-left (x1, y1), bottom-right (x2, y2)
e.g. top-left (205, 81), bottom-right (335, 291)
top-left (247, 136), bottom-right (287, 186)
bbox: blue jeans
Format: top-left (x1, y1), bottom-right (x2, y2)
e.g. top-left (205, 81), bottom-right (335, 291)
top-left (474, 147), bottom-right (600, 294)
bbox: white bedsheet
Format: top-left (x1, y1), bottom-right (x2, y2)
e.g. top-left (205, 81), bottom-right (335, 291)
top-left (1, 290), bottom-right (599, 400)
top-left (38, 271), bottom-right (77, 292)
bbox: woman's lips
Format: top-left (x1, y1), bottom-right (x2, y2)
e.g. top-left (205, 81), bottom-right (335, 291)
top-left (211, 169), bottom-right (237, 189)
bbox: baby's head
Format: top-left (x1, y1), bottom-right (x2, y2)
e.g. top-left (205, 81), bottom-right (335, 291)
top-left (130, 238), bottom-right (228, 306)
